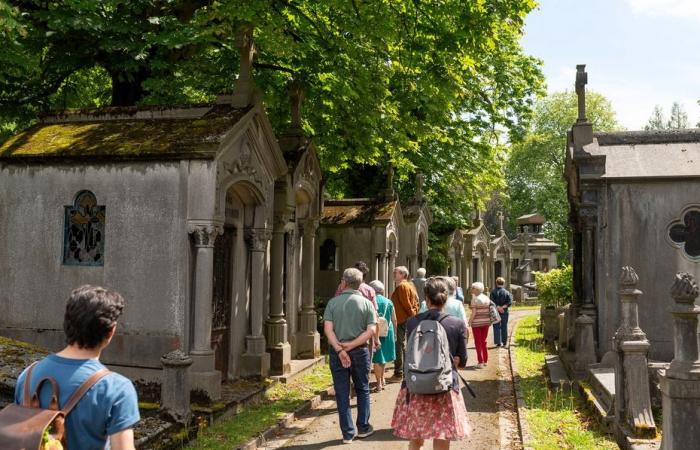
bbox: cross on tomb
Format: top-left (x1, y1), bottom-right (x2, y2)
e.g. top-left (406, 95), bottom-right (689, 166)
top-left (669, 209), bottom-right (700, 258)
top-left (575, 64), bottom-right (587, 123)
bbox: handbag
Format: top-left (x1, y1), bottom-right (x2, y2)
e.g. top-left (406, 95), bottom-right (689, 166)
top-left (489, 301), bottom-right (502, 325)
top-left (377, 303), bottom-right (390, 337)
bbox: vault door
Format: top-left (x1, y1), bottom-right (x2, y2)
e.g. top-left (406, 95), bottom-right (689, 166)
top-left (212, 227), bottom-right (234, 381)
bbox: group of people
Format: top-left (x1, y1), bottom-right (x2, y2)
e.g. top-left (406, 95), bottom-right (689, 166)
top-left (324, 262), bottom-right (513, 448)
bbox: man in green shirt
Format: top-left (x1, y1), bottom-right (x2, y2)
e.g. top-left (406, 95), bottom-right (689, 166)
top-left (324, 267), bottom-right (377, 444)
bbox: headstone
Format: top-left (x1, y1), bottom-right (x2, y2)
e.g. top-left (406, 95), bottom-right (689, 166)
top-left (160, 349), bottom-right (193, 424)
top-left (660, 272), bottom-right (700, 450)
top-left (574, 314), bottom-right (596, 377)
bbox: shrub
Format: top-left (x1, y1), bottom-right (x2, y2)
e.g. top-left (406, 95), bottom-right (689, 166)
top-left (534, 265), bottom-right (572, 308)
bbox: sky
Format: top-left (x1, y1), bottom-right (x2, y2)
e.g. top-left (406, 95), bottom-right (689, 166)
top-left (522, 0), bottom-right (700, 130)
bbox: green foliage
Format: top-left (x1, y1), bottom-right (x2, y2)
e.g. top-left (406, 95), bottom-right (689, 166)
top-left (646, 102), bottom-right (689, 130)
top-left (1, 0), bottom-right (544, 226)
top-left (514, 315), bottom-right (618, 450)
top-left (505, 91), bottom-right (620, 258)
top-left (533, 265), bottom-right (572, 307)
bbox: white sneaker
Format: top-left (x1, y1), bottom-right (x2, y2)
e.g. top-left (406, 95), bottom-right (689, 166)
top-left (342, 435), bottom-right (356, 444)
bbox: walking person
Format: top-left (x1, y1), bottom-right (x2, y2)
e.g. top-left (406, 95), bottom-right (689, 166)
top-left (391, 277), bottom-right (471, 449)
top-left (389, 266), bottom-right (420, 380)
top-left (324, 268), bottom-right (377, 444)
top-left (13, 285), bottom-right (139, 450)
top-left (490, 277), bottom-right (513, 347)
top-left (469, 282), bottom-right (492, 368)
top-left (368, 280), bottom-right (397, 392)
top-left (412, 267), bottom-right (427, 304)
top-left (452, 276), bottom-right (465, 303)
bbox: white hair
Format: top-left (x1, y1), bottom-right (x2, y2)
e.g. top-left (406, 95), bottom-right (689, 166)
top-left (471, 282), bottom-right (485, 294)
top-left (394, 265), bottom-right (409, 278)
top-left (369, 280), bottom-right (385, 295)
top-left (342, 268), bottom-right (363, 289)
top-left (442, 276), bottom-right (456, 295)
top-left (416, 267), bottom-right (426, 277)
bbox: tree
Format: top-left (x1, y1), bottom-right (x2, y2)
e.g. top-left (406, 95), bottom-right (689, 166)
top-left (505, 91), bottom-right (620, 260)
top-left (1, 0), bottom-right (544, 226)
top-left (667, 102), bottom-right (689, 129)
top-left (645, 105), bottom-right (666, 130)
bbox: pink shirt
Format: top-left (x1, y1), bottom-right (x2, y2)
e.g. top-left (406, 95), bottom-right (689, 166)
top-left (335, 282), bottom-right (377, 310)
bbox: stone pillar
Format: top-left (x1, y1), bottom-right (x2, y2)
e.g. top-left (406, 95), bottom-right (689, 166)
top-left (241, 228), bottom-right (271, 378)
top-left (409, 254), bottom-right (418, 277)
top-left (574, 314), bottom-right (596, 377)
top-left (377, 253), bottom-right (387, 288)
top-left (661, 272), bottom-right (700, 450)
top-left (580, 215), bottom-right (597, 319)
top-left (613, 267), bottom-right (656, 439)
top-left (296, 220), bottom-right (320, 358)
top-left (388, 253), bottom-right (397, 293)
top-left (265, 216), bottom-right (291, 375)
top-left (160, 350), bottom-right (192, 424)
top-left (187, 223), bottom-right (222, 400)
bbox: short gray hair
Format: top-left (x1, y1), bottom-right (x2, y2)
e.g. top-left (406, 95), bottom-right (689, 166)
top-left (442, 276), bottom-right (456, 295)
top-left (342, 268), bottom-right (363, 289)
top-left (394, 266), bottom-right (409, 279)
top-left (369, 279), bottom-right (385, 295)
top-left (471, 281), bottom-right (485, 294)
top-left (416, 267), bottom-right (426, 278)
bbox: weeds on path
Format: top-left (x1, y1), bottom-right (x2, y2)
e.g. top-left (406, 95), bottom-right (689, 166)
top-left (514, 316), bottom-right (616, 450)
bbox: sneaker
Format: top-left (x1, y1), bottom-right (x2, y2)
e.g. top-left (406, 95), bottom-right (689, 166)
top-left (357, 425), bottom-right (375, 439)
top-left (342, 434), bottom-right (356, 444)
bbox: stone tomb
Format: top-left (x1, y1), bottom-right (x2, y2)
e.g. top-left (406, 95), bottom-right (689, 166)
top-left (510, 213), bottom-right (560, 279)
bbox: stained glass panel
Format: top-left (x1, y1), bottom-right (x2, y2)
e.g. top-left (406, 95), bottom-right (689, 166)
top-left (63, 190), bottom-right (105, 266)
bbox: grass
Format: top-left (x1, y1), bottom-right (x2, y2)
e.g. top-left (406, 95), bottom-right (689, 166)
top-left (184, 364), bottom-right (332, 449)
top-left (514, 315), bottom-right (617, 450)
top-left (510, 305), bottom-right (540, 311)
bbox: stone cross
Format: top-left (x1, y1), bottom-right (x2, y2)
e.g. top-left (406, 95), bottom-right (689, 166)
top-left (497, 212), bottom-right (505, 236)
top-left (288, 79), bottom-right (304, 131)
top-left (575, 64), bottom-right (588, 123)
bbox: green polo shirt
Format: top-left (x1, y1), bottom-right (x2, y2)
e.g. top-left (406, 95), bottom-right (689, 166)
top-left (323, 289), bottom-right (376, 342)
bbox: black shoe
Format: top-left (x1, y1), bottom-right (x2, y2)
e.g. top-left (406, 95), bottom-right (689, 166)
top-left (357, 425), bottom-right (374, 439)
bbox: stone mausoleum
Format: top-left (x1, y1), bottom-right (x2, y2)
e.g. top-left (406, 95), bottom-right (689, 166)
top-left (0, 32), bottom-right (322, 400)
top-left (510, 213), bottom-right (560, 284)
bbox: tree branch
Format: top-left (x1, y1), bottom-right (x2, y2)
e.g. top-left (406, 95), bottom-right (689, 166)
top-left (253, 62), bottom-right (296, 75)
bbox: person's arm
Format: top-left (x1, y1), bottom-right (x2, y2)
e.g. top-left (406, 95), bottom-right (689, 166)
top-left (324, 321), bottom-right (352, 367)
top-left (341, 324), bottom-right (377, 352)
top-left (455, 321), bottom-right (468, 368)
top-left (109, 429), bottom-right (136, 450)
top-left (506, 291), bottom-right (513, 309)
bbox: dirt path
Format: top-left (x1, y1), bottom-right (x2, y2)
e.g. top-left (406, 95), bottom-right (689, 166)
top-left (264, 310), bottom-right (537, 450)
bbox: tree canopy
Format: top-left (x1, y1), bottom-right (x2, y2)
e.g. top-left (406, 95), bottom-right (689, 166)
top-left (645, 102), bottom-right (689, 130)
top-left (1, 0), bottom-right (543, 225)
top-left (505, 90), bottom-right (620, 258)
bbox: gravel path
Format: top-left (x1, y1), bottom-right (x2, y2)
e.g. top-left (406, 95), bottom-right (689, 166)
top-left (263, 310), bottom-right (537, 450)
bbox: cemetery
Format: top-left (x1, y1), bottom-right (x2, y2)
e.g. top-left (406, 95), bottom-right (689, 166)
top-left (0, 2), bottom-right (699, 449)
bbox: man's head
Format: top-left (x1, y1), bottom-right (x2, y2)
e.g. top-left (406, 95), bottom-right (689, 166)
top-left (64, 285), bottom-right (125, 350)
top-left (393, 266), bottom-right (409, 284)
top-left (470, 281), bottom-right (485, 297)
top-left (354, 261), bottom-right (369, 280)
top-left (342, 267), bottom-right (364, 290)
top-left (416, 267), bottom-right (426, 278)
top-left (496, 277), bottom-right (506, 287)
top-left (439, 276), bottom-right (456, 296)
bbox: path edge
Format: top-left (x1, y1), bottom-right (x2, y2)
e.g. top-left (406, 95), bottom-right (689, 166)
top-left (508, 314), bottom-right (535, 450)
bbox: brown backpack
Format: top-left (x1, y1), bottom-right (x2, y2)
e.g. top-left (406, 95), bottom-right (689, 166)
top-left (0, 362), bottom-right (110, 450)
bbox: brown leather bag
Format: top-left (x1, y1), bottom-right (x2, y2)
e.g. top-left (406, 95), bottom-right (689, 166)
top-left (0, 362), bottom-right (110, 450)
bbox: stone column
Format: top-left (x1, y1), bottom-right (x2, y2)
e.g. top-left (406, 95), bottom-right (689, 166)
top-left (574, 314), bottom-right (596, 377)
top-left (661, 272), bottom-right (700, 450)
top-left (409, 254), bottom-right (418, 277)
top-left (187, 223), bottom-right (222, 400)
top-left (388, 252), bottom-right (397, 293)
top-left (377, 253), bottom-right (387, 288)
top-left (241, 228), bottom-right (271, 378)
top-left (613, 267), bottom-right (656, 439)
top-left (160, 350), bottom-right (192, 424)
top-left (296, 220), bottom-right (320, 358)
top-left (265, 216), bottom-right (291, 375)
top-left (580, 213), bottom-right (597, 320)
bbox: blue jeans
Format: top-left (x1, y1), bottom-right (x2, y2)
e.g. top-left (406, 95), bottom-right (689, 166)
top-left (493, 310), bottom-right (509, 345)
top-left (329, 346), bottom-right (371, 440)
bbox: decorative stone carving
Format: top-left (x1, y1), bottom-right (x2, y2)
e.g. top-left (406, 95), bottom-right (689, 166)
top-left (160, 349), bottom-right (193, 424)
top-left (614, 266), bottom-right (647, 343)
top-left (668, 207), bottom-right (700, 261)
top-left (188, 223), bottom-right (223, 248)
top-left (245, 228), bottom-right (271, 252)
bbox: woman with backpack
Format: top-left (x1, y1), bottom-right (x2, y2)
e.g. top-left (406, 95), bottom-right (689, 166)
top-left (369, 280), bottom-right (397, 392)
top-left (391, 277), bottom-right (470, 449)
top-left (469, 281), bottom-right (492, 368)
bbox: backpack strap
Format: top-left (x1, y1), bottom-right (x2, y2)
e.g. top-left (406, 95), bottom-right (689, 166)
top-left (21, 361), bottom-right (40, 407)
top-left (61, 369), bottom-right (111, 415)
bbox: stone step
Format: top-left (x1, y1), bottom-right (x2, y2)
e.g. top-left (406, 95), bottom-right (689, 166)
top-left (583, 367), bottom-right (616, 433)
top-left (270, 356), bottom-right (325, 384)
top-left (544, 354), bottom-right (572, 391)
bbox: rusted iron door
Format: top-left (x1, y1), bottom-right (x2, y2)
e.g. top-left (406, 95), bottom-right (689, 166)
top-left (212, 227), bottom-right (234, 381)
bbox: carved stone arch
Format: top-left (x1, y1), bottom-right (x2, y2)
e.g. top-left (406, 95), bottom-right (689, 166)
top-left (219, 178), bottom-right (267, 229)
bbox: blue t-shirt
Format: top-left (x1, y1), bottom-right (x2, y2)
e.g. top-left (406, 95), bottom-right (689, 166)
top-left (15, 355), bottom-right (140, 450)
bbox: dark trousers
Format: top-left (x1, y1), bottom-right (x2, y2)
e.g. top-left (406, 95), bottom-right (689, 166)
top-left (493, 310), bottom-right (509, 346)
top-left (329, 346), bottom-right (371, 440)
top-left (394, 323), bottom-right (407, 375)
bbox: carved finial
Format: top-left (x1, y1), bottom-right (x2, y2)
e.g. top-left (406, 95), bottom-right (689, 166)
top-left (288, 79), bottom-right (304, 131)
top-left (671, 272), bottom-right (699, 305)
top-left (497, 212), bottom-right (505, 235)
top-left (619, 266), bottom-right (640, 288)
top-left (232, 25), bottom-right (258, 108)
top-left (575, 64), bottom-right (588, 123)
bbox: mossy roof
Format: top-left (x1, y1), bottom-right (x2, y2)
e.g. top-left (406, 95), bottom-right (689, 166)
top-left (322, 199), bottom-right (397, 226)
top-left (0, 105), bottom-right (250, 162)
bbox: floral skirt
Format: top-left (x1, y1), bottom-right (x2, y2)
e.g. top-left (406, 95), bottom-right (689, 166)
top-left (391, 387), bottom-right (471, 440)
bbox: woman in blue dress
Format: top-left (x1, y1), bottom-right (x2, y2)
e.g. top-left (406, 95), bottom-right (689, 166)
top-left (369, 280), bottom-right (397, 392)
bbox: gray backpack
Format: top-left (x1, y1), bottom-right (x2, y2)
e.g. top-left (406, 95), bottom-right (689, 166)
top-left (404, 314), bottom-right (453, 394)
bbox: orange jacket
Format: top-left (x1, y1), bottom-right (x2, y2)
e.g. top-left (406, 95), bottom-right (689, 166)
top-left (391, 280), bottom-right (419, 324)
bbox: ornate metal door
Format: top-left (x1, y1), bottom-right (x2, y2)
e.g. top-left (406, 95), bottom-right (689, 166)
top-left (212, 227), bottom-right (234, 381)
